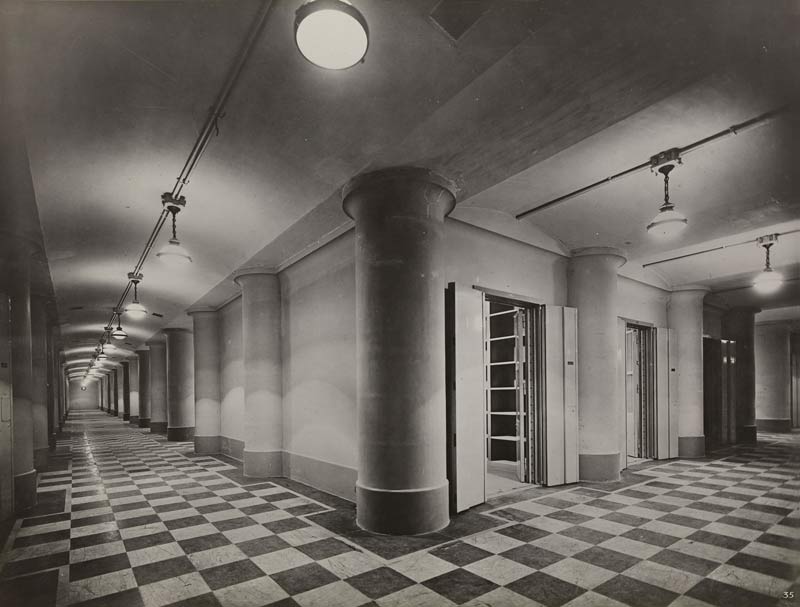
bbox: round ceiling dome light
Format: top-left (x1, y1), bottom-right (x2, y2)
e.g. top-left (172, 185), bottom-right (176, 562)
top-left (753, 236), bottom-right (783, 294)
top-left (646, 164), bottom-right (688, 239)
top-left (157, 238), bottom-right (193, 266)
top-left (125, 301), bottom-right (148, 319)
top-left (295, 0), bottom-right (368, 70)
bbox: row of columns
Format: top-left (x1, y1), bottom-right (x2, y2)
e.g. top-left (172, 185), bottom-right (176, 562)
top-left (1, 239), bottom-right (67, 518)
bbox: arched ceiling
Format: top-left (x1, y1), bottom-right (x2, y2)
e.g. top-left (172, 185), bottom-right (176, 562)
top-left (2, 0), bottom-right (799, 371)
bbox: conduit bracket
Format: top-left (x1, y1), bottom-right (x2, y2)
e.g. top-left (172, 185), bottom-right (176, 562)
top-left (649, 147), bottom-right (682, 171)
top-left (161, 192), bottom-right (187, 214)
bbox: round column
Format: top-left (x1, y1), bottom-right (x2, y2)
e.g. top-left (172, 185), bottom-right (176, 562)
top-left (128, 356), bottom-right (140, 424)
top-left (30, 295), bottom-right (49, 469)
top-left (108, 369), bottom-right (116, 415)
top-left (115, 365), bottom-right (123, 417)
top-left (164, 328), bottom-right (195, 441)
top-left (722, 307), bottom-right (759, 443)
top-left (567, 247), bottom-right (626, 481)
top-left (8, 242), bottom-right (36, 510)
top-left (99, 375), bottom-right (105, 412)
top-left (668, 286), bottom-right (709, 458)
top-left (233, 270), bottom-right (282, 477)
top-left (147, 339), bottom-right (168, 434)
top-left (137, 349), bottom-right (151, 427)
top-left (188, 308), bottom-right (221, 454)
top-left (754, 322), bottom-right (791, 432)
top-left (342, 167), bottom-right (456, 535)
top-left (121, 361), bottom-right (131, 421)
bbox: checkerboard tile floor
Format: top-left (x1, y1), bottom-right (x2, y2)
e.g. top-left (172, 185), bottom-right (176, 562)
top-left (1, 411), bottom-right (797, 607)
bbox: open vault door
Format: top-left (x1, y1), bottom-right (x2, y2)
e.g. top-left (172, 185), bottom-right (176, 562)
top-left (655, 327), bottom-right (678, 459)
top-left (445, 283), bottom-right (485, 512)
top-left (538, 306), bottom-right (579, 486)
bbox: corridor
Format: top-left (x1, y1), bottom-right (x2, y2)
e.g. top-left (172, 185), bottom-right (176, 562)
top-left (0, 411), bottom-right (797, 607)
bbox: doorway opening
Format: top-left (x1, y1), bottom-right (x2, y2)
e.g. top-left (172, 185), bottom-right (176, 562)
top-left (483, 296), bottom-right (544, 498)
top-left (625, 323), bottom-right (656, 467)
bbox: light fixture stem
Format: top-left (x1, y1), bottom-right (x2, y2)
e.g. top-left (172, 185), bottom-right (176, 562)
top-left (663, 171), bottom-right (669, 206)
top-left (171, 210), bottom-right (178, 240)
top-left (763, 242), bottom-right (773, 270)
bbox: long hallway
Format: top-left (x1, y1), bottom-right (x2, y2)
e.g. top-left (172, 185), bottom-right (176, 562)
top-left (1, 411), bottom-right (798, 607)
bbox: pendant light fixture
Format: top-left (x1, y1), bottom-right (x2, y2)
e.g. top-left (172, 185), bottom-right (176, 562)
top-left (753, 234), bottom-right (784, 294)
top-left (647, 164), bottom-right (688, 238)
top-left (295, 0), bottom-right (369, 70)
top-left (97, 344), bottom-right (108, 361)
top-left (111, 313), bottom-right (128, 340)
top-left (124, 272), bottom-right (148, 318)
top-left (157, 193), bottom-right (192, 266)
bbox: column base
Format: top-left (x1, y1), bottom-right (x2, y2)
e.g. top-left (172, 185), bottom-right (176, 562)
top-left (579, 453), bottom-right (621, 482)
top-left (150, 421), bottom-right (167, 434)
top-left (756, 418), bottom-right (792, 433)
top-left (129, 416), bottom-right (139, 424)
top-left (34, 448), bottom-right (49, 471)
top-left (138, 417), bottom-right (151, 428)
top-left (679, 436), bottom-right (705, 458)
top-left (356, 481), bottom-right (449, 535)
top-left (195, 435), bottom-right (221, 454)
top-left (737, 425), bottom-right (758, 444)
top-left (14, 469), bottom-right (37, 512)
top-left (123, 413), bottom-right (130, 421)
top-left (167, 426), bottom-right (195, 441)
top-left (243, 450), bottom-right (283, 478)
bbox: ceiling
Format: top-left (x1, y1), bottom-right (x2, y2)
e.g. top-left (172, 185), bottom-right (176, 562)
top-left (2, 0), bottom-right (799, 373)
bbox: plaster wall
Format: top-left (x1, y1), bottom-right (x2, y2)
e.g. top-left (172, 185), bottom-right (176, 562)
top-left (68, 380), bottom-right (99, 410)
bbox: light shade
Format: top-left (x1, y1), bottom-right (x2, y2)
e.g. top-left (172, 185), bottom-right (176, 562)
top-left (111, 326), bottom-right (127, 340)
top-left (646, 206), bottom-right (688, 239)
top-left (97, 352), bottom-right (108, 361)
top-left (295, 0), bottom-right (368, 70)
top-left (125, 301), bottom-right (148, 319)
top-left (157, 238), bottom-right (192, 266)
top-left (753, 268), bottom-right (784, 294)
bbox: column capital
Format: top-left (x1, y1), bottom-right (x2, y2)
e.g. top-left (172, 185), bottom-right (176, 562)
top-left (570, 247), bottom-right (627, 266)
top-left (672, 284), bottom-right (711, 294)
top-left (342, 166), bottom-right (457, 220)
top-left (186, 305), bottom-right (218, 316)
top-left (163, 327), bottom-right (192, 335)
top-left (145, 337), bottom-right (166, 348)
top-left (233, 267), bottom-right (277, 288)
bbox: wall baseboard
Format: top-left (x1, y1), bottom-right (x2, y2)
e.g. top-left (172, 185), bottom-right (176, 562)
top-left (283, 451), bottom-right (356, 502)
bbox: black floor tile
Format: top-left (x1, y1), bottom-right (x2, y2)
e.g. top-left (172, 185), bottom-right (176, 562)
top-left (546, 510), bottom-right (592, 525)
top-left (649, 548), bottom-right (721, 576)
top-left (423, 568), bottom-right (498, 605)
top-left (117, 514), bottom-right (161, 529)
top-left (602, 512), bottom-right (650, 527)
top-left (490, 507), bottom-right (537, 522)
top-left (621, 528), bottom-right (679, 548)
top-left (559, 525), bottom-right (614, 545)
top-left (238, 502), bottom-right (276, 516)
top-left (163, 592), bottom-right (223, 607)
top-left (199, 559), bottom-right (264, 590)
top-left (20, 512), bottom-right (71, 528)
top-left (122, 530), bottom-right (174, 552)
top-left (507, 571), bottom-right (584, 607)
top-left (0, 567), bottom-right (60, 607)
top-left (502, 544), bottom-right (565, 569)
top-left (497, 523), bottom-right (550, 542)
top-left (71, 512), bottom-right (116, 528)
top-left (211, 517), bottom-right (256, 532)
top-left (12, 529), bottom-right (70, 549)
top-left (262, 517), bottom-right (310, 534)
top-left (574, 546), bottom-right (639, 573)
top-left (728, 552), bottom-right (797, 580)
top-left (687, 577), bottom-right (778, 607)
top-left (70, 552), bottom-right (131, 582)
top-left (659, 513), bottom-right (709, 529)
top-left (163, 515), bottom-right (208, 530)
top-left (70, 530), bottom-right (123, 550)
top-left (1, 550), bottom-right (70, 580)
top-left (271, 563), bottom-right (338, 595)
top-left (195, 503), bottom-right (234, 515)
top-left (594, 574), bottom-right (678, 607)
top-left (71, 587), bottom-right (144, 607)
top-left (236, 535), bottom-right (290, 558)
top-left (430, 541), bottom-right (493, 567)
top-left (688, 530), bottom-right (749, 551)
top-left (133, 556), bottom-right (195, 586)
top-left (346, 567), bottom-right (414, 599)
top-left (756, 533), bottom-right (800, 551)
top-left (296, 537), bottom-right (356, 560)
